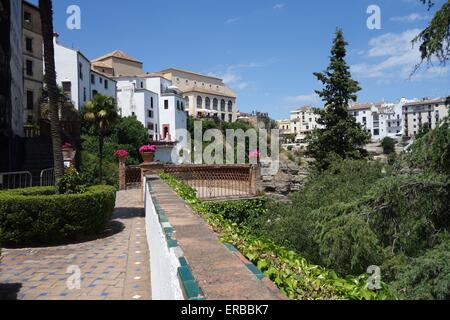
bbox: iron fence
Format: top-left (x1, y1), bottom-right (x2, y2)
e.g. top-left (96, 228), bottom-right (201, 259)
top-left (163, 165), bottom-right (256, 200)
top-left (0, 171), bottom-right (33, 190)
top-left (125, 166), bottom-right (142, 189)
top-left (40, 168), bottom-right (55, 187)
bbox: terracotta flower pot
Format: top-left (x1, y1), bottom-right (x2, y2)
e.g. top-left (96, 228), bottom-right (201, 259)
top-left (141, 152), bottom-right (154, 163)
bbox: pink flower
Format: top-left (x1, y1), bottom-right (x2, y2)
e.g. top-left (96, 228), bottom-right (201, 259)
top-left (114, 149), bottom-right (129, 158)
top-left (249, 150), bottom-right (261, 159)
top-left (139, 145), bottom-right (157, 153)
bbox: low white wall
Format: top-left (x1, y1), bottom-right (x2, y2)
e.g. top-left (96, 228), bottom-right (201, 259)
top-left (144, 178), bottom-right (184, 300)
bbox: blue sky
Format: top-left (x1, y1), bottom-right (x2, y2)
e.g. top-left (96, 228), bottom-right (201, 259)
top-left (31, 0), bottom-right (450, 119)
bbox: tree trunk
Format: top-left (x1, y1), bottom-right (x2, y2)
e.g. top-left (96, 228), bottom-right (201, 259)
top-left (99, 136), bottom-right (104, 184)
top-left (39, 0), bottom-right (64, 182)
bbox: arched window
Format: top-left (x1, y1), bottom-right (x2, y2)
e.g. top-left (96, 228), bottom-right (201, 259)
top-left (213, 98), bottom-right (218, 110)
top-left (177, 100), bottom-right (180, 110)
top-left (228, 101), bottom-right (233, 112)
top-left (184, 97), bottom-right (189, 108)
top-left (197, 96), bottom-right (203, 109)
top-left (205, 97), bottom-right (211, 110)
top-left (220, 99), bottom-right (226, 112)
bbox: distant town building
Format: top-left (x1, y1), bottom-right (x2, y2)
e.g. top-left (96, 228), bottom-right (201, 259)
top-left (276, 119), bottom-right (291, 135)
top-left (403, 97), bottom-right (449, 138)
top-left (22, 0), bottom-right (43, 125)
top-left (91, 50), bottom-right (144, 77)
top-left (290, 106), bottom-right (322, 141)
top-left (349, 101), bottom-right (404, 141)
top-left (157, 68), bottom-right (238, 123)
top-left (237, 110), bottom-right (270, 128)
top-left (53, 35), bottom-right (117, 110)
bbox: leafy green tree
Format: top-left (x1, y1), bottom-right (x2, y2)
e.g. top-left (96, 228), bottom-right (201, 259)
top-left (83, 95), bottom-right (119, 183)
top-left (306, 29), bottom-right (370, 171)
top-left (381, 137), bottom-right (396, 155)
top-left (413, 1), bottom-right (450, 68)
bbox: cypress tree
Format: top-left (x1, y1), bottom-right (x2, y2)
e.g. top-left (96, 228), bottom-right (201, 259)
top-left (306, 29), bottom-right (371, 171)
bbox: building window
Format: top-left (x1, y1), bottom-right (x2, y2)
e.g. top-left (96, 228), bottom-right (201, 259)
top-left (228, 101), bottom-right (233, 112)
top-left (374, 129), bottom-right (380, 136)
top-left (91, 74), bottom-right (95, 84)
top-left (83, 87), bottom-right (87, 101)
top-left (164, 100), bottom-right (169, 110)
top-left (92, 90), bottom-right (98, 97)
top-left (181, 102), bottom-right (184, 111)
top-left (177, 101), bottom-right (180, 110)
top-left (213, 98), bottom-right (218, 110)
top-left (150, 97), bottom-right (154, 108)
top-left (140, 82), bottom-right (144, 88)
top-left (197, 96), bottom-right (202, 109)
top-left (104, 80), bottom-right (108, 89)
top-left (26, 90), bottom-right (34, 110)
top-left (205, 97), bottom-right (211, 110)
top-left (79, 63), bottom-right (83, 79)
top-left (100, 77), bottom-right (103, 84)
top-left (24, 11), bottom-right (31, 23)
top-left (221, 114), bottom-right (225, 121)
top-left (228, 114), bottom-right (232, 122)
top-left (148, 110), bottom-right (154, 118)
top-left (62, 81), bottom-right (71, 94)
top-left (25, 37), bottom-right (33, 52)
top-left (220, 99), bottom-right (225, 112)
top-left (26, 60), bottom-right (33, 76)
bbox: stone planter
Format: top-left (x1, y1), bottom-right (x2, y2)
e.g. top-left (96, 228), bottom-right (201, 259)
top-left (141, 152), bottom-right (155, 163)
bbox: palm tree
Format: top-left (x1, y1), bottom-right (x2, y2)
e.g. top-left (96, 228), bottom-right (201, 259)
top-left (84, 94), bottom-right (118, 183)
top-left (39, 0), bottom-right (64, 182)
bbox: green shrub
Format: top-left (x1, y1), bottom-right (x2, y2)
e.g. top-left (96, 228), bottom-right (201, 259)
top-left (381, 137), bottom-right (396, 155)
top-left (160, 173), bottom-right (394, 300)
top-left (58, 167), bottom-right (87, 194)
top-left (405, 119), bottom-right (450, 176)
top-left (392, 235), bottom-right (450, 300)
top-left (0, 185), bottom-right (116, 245)
top-left (201, 198), bottom-right (268, 225)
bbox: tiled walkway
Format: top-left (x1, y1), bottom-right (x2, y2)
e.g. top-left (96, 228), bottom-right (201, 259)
top-left (150, 178), bottom-right (283, 300)
top-left (0, 189), bottom-right (151, 300)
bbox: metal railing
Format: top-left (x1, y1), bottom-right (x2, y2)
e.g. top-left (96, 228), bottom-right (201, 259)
top-left (125, 166), bottom-right (142, 189)
top-left (163, 164), bottom-right (256, 200)
top-left (0, 171), bottom-right (33, 190)
top-left (40, 168), bottom-right (55, 187)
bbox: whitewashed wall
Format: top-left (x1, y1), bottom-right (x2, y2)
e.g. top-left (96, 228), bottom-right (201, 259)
top-left (144, 178), bottom-right (184, 300)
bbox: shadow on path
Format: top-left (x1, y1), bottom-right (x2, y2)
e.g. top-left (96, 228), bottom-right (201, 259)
top-left (0, 283), bottom-right (22, 300)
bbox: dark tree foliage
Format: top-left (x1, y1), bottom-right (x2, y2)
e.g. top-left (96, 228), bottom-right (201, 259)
top-left (306, 29), bottom-right (370, 171)
top-left (413, 0), bottom-right (450, 68)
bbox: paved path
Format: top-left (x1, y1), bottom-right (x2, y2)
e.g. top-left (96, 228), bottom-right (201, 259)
top-left (150, 178), bottom-right (283, 300)
top-left (0, 189), bottom-right (151, 300)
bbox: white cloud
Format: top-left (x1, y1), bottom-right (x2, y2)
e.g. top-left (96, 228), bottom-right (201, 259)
top-left (391, 13), bottom-right (431, 23)
top-left (273, 3), bottom-right (285, 10)
top-left (209, 63), bottom-right (260, 91)
top-left (286, 94), bottom-right (320, 103)
top-left (351, 29), bottom-right (449, 80)
top-left (225, 17), bottom-right (240, 24)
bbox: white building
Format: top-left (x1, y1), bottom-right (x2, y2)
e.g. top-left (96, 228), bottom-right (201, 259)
top-left (116, 74), bottom-right (188, 162)
top-left (53, 35), bottom-right (117, 110)
top-left (157, 68), bottom-right (238, 123)
top-left (403, 97), bottom-right (449, 138)
top-left (349, 101), bottom-right (404, 141)
top-left (116, 76), bottom-right (159, 141)
top-left (290, 106), bottom-right (322, 142)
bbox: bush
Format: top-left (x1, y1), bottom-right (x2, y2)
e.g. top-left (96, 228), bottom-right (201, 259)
top-left (58, 167), bottom-right (87, 194)
top-left (202, 198), bottom-right (268, 225)
top-left (405, 119), bottom-right (450, 176)
top-left (392, 235), bottom-right (450, 300)
top-left (381, 137), bottom-right (396, 155)
top-left (0, 185), bottom-right (116, 245)
top-left (160, 173), bottom-right (394, 300)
